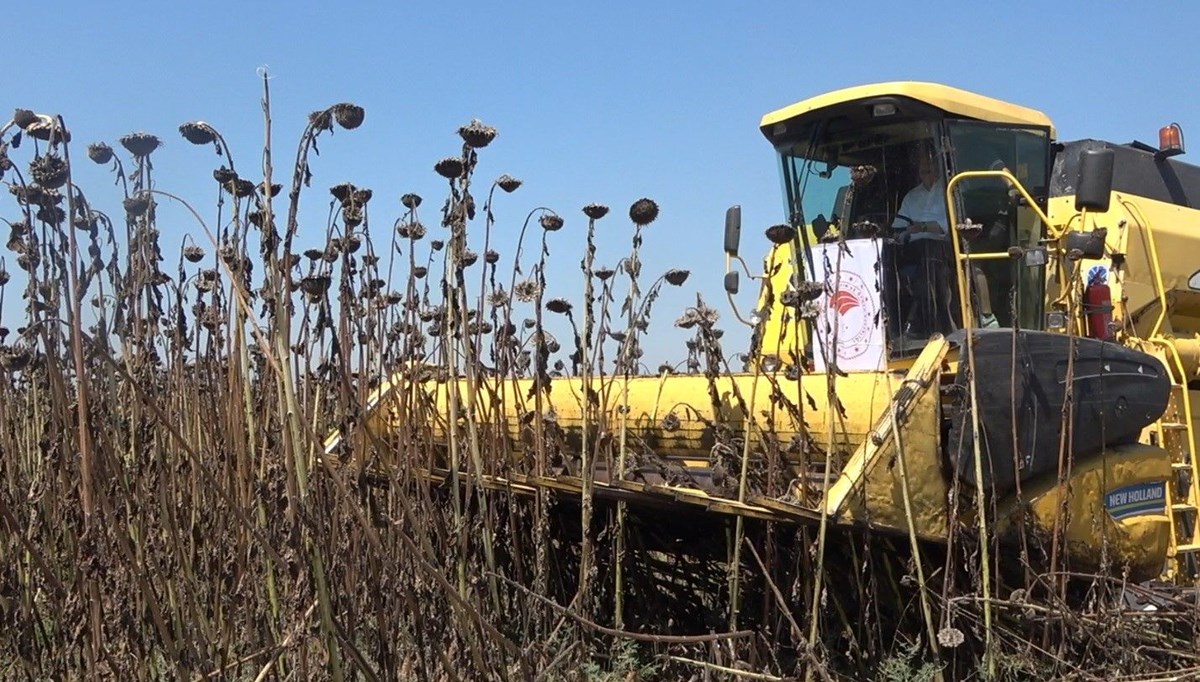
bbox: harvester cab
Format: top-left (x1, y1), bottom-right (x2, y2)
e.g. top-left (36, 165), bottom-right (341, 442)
top-left (730, 82), bottom-right (1057, 373)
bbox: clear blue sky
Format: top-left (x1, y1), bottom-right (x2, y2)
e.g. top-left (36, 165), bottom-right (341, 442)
top-left (5, 1), bottom-right (1199, 365)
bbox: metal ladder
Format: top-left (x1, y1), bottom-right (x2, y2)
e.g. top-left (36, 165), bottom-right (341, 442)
top-left (1146, 338), bottom-right (1200, 580)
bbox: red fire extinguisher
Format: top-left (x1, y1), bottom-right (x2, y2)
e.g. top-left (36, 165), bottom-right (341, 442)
top-left (1085, 266), bottom-right (1113, 341)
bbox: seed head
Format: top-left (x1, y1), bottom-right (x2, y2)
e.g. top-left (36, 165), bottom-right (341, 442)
top-left (765, 224), bottom-right (797, 245)
top-left (461, 250), bottom-right (478, 267)
top-left (496, 175), bottom-right (522, 193)
top-left (539, 213), bottom-right (564, 232)
top-left (36, 206), bottom-right (65, 224)
top-left (937, 627), bottom-right (965, 648)
top-left (413, 266), bottom-right (428, 279)
top-left (430, 240), bottom-right (444, 251)
top-left (664, 269), bottom-right (690, 286)
top-left (434, 157), bottom-right (464, 180)
top-left (30, 155), bottom-right (69, 190)
top-left (179, 122), bottom-right (217, 146)
top-left (629, 198), bottom-right (659, 226)
top-left (183, 245), bottom-right (206, 263)
top-left (330, 182), bottom-right (355, 204)
top-left (0, 269), bottom-right (8, 285)
top-left (213, 167), bottom-right (237, 186)
top-left (594, 267), bottom-right (615, 281)
top-left (485, 249), bottom-right (499, 265)
top-left (332, 103), bottom-right (365, 130)
top-left (231, 179), bottom-right (255, 198)
top-left (27, 117), bottom-right (69, 143)
top-left (546, 298), bottom-right (572, 314)
top-left (304, 248), bottom-right (323, 261)
top-left (86, 143), bottom-right (114, 165)
top-left (258, 182), bottom-right (282, 198)
top-left (458, 119), bottom-right (497, 149)
top-left (488, 289), bottom-right (509, 307)
top-left (300, 275), bottom-right (331, 296)
top-left (123, 196), bottom-right (151, 218)
top-left (513, 279), bottom-right (541, 302)
top-left (583, 204), bottom-right (609, 220)
top-left (401, 193), bottom-right (422, 210)
top-left (12, 109), bottom-right (39, 130)
top-left (119, 132), bottom-right (162, 158)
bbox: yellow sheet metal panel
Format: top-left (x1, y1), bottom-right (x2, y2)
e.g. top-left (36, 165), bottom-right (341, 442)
top-left (760, 81), bottom-right (1055, 139)
top-left (996, 443), bottom-right (1172, 583)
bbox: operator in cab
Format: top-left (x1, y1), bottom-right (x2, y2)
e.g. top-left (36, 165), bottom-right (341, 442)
top-left (891, 144), bottom-right (998, 338)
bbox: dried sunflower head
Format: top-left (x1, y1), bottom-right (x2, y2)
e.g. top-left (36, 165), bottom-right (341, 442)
top-left (629, 198), bottom-right (659, 227)
top-left (484, 249), bottom-right (499, 265)
top-left (461, 250), bottom-right (478, 267)
top-left (213, 167), bottom-right (237, 186)
top-left (119, 132), bottom-right (162, 158)
top-left (0, 269), bottom-right (8, 285)
top-left (583, 204), bottom-right (609, 220)
top-left (332, 103), bottom-right (365, 130)
top-left (304, 248), bottom-right (323, 261)
top-left (12, 109), bottom-right (39, 130)
top-left (434, 157), bottom-right (464, 180)
top-left (123, 196), bottom-right (151, 218)
top-left (183, 245), bottom-right (206, 263)
top-left (458, 119), bottom-right (497, 149)
top-left (594, 267), bottom-right (615, 281)
top-left (330, 182), bottom-right (355, 204)
top-left (401, 193), bottom-right (422, 209)
top-left (30, 155), bottom-right (69, 190)
top-left (413, 266), bottom-right (428, 279)
top-left (496, 174), bottom-right (522, 193)
top-left (86, 143), bottom-right (114, 165)
top-left (664, 269), bottom-right (690, 286)
top-left (539, 213), bottom-right (564, 232)
top-left (765, 224), bottom-right (797, 245)
top-left (179, 122), bottom-right (217, 145)
top-left (258, 182), bottom-right (283, 198)
top-left (513, 279), bottom-right (541, 302)
top-left (430, 240), bottom-right (444, 251)
top-left (545, 298), bottom-right (572, 314)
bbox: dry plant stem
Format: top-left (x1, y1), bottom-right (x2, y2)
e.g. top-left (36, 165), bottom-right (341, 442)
top-left (886, 371), bottom-right (942, 666)
top-left (261, 72), bottom-right (342, 681)
top-left (727, 364), bottom-right (762, 629)
top-left (960, 246), bottom-right (994, 679)
top-left (744, 540), bottom-right (833, 682)
top-left (55, 124), bottom-right (97, 524)
top-left (662, 655), bottom-right (787, 681)
top-left (807, 240), bottom-right (845, 669)
top-left (492, 572), bottom-right (754, 644)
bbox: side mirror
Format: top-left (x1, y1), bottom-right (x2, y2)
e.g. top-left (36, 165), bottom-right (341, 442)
top-left (1075, 148), bottom-right (1115, 212)
top-left (724, 271), bottom-right (739, 295)
top-left (724, 205), bottom-right (742, 257)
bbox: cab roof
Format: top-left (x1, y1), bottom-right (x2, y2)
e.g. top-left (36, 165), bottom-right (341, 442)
top-left (760, 81), bottom-right (1055, 140)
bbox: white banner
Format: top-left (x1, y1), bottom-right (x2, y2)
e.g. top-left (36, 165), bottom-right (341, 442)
top-left (811, 239), bottom-right (886, 373)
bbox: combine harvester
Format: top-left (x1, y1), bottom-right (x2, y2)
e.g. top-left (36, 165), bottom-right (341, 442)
top-left (330, 82), bottom-right (1200, 585)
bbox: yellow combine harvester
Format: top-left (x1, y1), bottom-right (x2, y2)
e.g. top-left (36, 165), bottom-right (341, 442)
top-left (331, 82), bottom-right (1200, 584)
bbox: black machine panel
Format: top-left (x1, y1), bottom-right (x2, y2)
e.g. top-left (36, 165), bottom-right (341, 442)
top-left (947, 329), bottom-right (1170, 497)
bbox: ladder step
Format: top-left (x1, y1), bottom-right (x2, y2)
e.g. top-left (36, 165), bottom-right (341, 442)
top-left (1172, 462), bottom-right (1193, 470)
top-left (1174, 543), bottom-right (1200, 554)
top-left (1161, 422), bottom-right (1189, 430)
top-left (1171, 503), bottom-right (1197, 513)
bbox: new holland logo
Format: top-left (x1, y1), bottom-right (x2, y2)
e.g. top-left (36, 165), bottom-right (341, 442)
top-left (1104, 481), bottom-right (1167, 521)
top-left (824, 271), bottom-right (875, 360)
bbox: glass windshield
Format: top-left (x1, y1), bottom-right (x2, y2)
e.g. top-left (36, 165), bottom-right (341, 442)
top-left (779, 119), bottom-right (944, 241)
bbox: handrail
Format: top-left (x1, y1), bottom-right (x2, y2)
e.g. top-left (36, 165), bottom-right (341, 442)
top-left (944, 169), bottom-right (1055, 331)
top-left (1119, 197), bottom-right (1172, 339)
